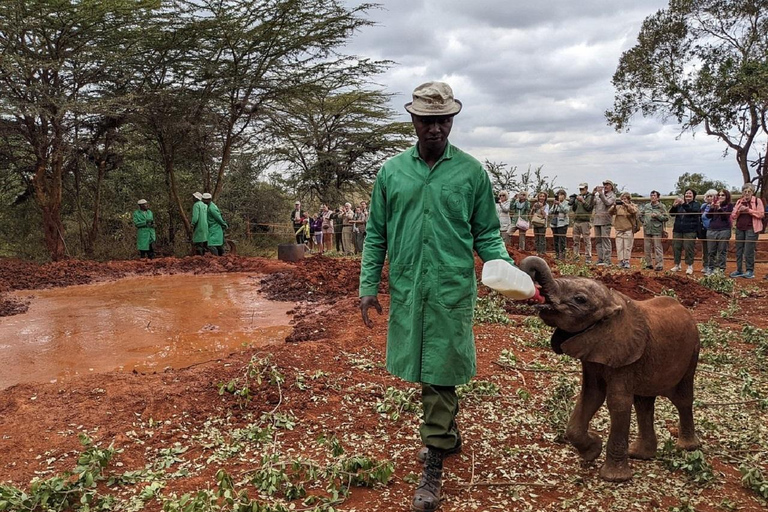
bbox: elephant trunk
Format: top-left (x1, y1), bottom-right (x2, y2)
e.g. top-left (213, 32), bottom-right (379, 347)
top-left (519, 256), bottom-right (557, 297)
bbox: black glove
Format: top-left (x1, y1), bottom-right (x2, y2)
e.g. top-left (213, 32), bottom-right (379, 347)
top-left (360, 295), bottom-right (383, 328)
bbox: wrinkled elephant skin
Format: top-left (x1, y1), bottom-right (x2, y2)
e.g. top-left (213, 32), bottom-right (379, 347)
top-left (519, 256), bottom-right (701, 482)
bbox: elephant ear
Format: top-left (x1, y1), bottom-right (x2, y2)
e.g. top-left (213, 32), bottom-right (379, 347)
top-left (557, 297), bottom-right (648, 368)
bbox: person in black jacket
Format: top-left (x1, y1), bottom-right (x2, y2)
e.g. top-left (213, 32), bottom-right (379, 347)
top-left (669, 188), bottom-right (701, 274)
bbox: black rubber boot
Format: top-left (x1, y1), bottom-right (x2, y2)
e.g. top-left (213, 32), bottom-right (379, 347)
top-left (412, 448), bottom-right (444, 511)
top-left (417, 430), bottom-right (462, 463)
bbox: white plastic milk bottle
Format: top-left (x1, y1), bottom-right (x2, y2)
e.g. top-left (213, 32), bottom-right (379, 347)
top-left (481, 259), bottom-right (536, 300)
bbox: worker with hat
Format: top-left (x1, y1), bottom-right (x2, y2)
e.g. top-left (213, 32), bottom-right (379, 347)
top-left (358, 81), bottom-right (519, 511)
top-left (191, 192), bottom-right (209, 255)
top-left (202, 193), bottom-right (228, 256)
top-left (569, 182), bottom-right (595, 262)
top-left (593, 179), bottom-right (617, 265)
top-left (133, 199), bottom-right (156, 259)
top-left (290, 201), bottom-right (305, 244)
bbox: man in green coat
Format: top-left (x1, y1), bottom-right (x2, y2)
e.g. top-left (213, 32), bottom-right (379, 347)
top-left (191, 192), bottom-right (209, 255)
top-left (133, 199), bottom-right (156, 259)
top-left (359, 82), bottom-right (516, 512)
top-left (203, 193), bottom-right (228, 256)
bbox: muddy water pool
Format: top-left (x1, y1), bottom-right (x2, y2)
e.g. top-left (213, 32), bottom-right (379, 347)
top-left (0, 273), bottom-right (293, 389)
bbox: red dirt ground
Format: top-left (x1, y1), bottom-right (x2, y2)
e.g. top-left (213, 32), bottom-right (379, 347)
top-left (1, 252), bottom-right (767, 511)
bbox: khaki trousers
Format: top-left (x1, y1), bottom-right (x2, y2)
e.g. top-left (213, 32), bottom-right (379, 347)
top-left (342, 227), bottom-right (354, 254)
top-left (572, 221), bottom-right (592, 259)
top-left (615, 229), bottom-right (633, 262)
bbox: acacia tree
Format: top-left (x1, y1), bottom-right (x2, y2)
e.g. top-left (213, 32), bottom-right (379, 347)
top-left (180, 0), bottom-right (378, 201)
top-left (268, 81), bottom-right (412, 204)
top-left (606, 0), bottom-right (768, 202)
top-left (0, 0), bottom-right (156, 260)
top-left (485, 161), bottom-right (558, 196)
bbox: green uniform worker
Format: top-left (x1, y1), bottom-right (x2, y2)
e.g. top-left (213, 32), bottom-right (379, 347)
top-left (359, 82), bottom-right (515, 512)
top-left (202, 193), bottom-right (228, 256)
top-left (191, 192), bottom-right (209, 255)
top-left (133, 199), bottom-right (156, 259)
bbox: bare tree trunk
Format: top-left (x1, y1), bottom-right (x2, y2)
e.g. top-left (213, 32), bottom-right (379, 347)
top-left (212, 133), bottom-right (233, 201)
top-left (32, 160), bottom-right (67, 261)
top-left (85, 159), bottom-right (107, 255)
top-left (166, 159), bottom-right (192, 239)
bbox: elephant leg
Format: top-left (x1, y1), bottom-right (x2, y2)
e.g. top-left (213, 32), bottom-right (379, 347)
top-left (566, 369), bottom-right (606, 462)
top-left (670, 373), bottom-right (700, 451)
top-left (600, 392), bottom-right (633, 482)
top-left (629, 395), bottom-right (657, 459)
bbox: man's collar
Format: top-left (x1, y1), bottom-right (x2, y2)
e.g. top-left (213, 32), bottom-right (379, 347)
top-left (410, 142), bottom-right (454, 161)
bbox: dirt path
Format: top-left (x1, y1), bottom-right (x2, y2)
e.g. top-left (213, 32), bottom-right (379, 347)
top-left (0, 254), bottom-right (766, 511)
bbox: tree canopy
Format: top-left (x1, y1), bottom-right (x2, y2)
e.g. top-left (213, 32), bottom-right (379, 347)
top-left (0, 0), bottom-right (402, 260)
top-left (670, 172), bottom-right (734, 196)
top-left (606, 0), bottom-right (768, 202)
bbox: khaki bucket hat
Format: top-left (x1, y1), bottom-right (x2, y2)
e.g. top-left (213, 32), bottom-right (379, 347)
top-left (405, 81), bottom-right (462, 117)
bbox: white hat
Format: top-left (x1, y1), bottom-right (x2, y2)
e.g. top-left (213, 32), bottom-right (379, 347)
top-left (193, 192), bottom-right (203, 200)
top-left (405, 81), bottom-right (462, 117)
top-left (202, 193), bottom-right (212, 200)
top-left (137, 199), bottom-right (147, 205)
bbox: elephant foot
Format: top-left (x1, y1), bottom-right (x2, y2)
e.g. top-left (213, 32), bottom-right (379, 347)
top-left (599, 460), bottom-right (633, 482)
top-left (676, 436), bottom-right (701, 451)
top-left (574, 431), bottom-right (603, 462)
top-left (629, 438), bottom-right (657, 460)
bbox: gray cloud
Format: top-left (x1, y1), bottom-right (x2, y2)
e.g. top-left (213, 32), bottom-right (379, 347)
top-left (343, 0), bottom-right (752, 193)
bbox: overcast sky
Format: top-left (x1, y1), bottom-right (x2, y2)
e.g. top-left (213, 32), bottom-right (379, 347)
top-left (343, 0), bottom-right (744, 195)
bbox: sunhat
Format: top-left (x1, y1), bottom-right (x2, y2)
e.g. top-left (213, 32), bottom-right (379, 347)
top-left (405, 81), bottom-right (462, 117)
top-left (192, 192), bottom-right (203, 200)
top-left (137, 199), bottom-right (147, 205)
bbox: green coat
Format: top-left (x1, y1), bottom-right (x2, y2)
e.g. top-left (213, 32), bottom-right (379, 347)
top-left (639, 202), bottom-right (669, 236)
top-left (133, 209), bottom-right (156, 251)
top-left (191, 201), bottom-right (209, 243)
top-left (207, 201), bottom-right (228, 246)
top-left (359, 143), bottom-right (515, 386)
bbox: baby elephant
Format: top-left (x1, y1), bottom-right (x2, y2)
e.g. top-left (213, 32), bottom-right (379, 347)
top-left (519, 256), bottom-right (701, 482)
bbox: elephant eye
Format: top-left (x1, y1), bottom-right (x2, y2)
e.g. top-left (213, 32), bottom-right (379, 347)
top-left (573, 295), bottom-right (587, 304)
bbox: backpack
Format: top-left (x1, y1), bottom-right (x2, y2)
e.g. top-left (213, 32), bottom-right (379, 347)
top-left (630, 213), bottom-right (641, 234)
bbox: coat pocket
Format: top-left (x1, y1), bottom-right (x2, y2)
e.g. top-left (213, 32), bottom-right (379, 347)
top-left (438, 265), bottom-right (475, 309)
top-left (389, 264), bottom-right (414, 305)
top-left (440, 185), bottom-right (470, 221)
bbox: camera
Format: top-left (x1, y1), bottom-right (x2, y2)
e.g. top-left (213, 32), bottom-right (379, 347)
top-left (569, 194), bottom-right (577, 200)
top-left (615, 200), bottom-right (624, 206)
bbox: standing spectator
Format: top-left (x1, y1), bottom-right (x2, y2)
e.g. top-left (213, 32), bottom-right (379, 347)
top-left (495, 190), bottom-right (512, 245)
top-left (569, 183), bottom-right (594, 262)
top-left (358, 81), bottom-right (517, 512)
top-left (509, 191), bottom-right (531, 250)
top-left (341, 202), bottom-right (355, 255)
top-left (669, 188), bottom-right (701, 274)
top-left (353, 204), bottom-right (368, 254)
top-left (729, 183), bottom-right (765, 279)
top-left (320, 204), bottom-right (334, 252)
top-left (593, 180), bottom-right (616, 265)
top-left (704, 189), bottom-right (733, 275)
top-left (549, 189), bottom-right (570, 260)
top-left (331, 205), bottom-right (344, 252)
top-left (609, 192), bottom-right (638, 269)
top-left (530, 191), bottom-right (550, 256)
top-left (203, 193), bottom-right (228, 256)
top-left (312, 215), bottom-right (324, 254)
top-left (133, 199), bottom-right (156, 259)
top-left (291, 201), bottom-right (305, 244)
top-left (190, 192), bottom-right (208, 256)
top-left (307, 215), bottom-right (317, 252)
top-left (639, 190), bottom-right (668, 271)
top-left (699, 189), bottom-right (718, 274)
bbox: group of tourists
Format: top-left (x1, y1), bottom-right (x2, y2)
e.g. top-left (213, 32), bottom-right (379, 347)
top-left (132, 192), bottom-right (229, 258)
top-left (290, 200), bottom-right (368, 255)
top-left (496, 182), bottom-right (766, 279)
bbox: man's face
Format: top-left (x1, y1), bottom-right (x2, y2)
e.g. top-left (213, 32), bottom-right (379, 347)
top-left (360, 202), bottom-right (367, 209)
top-left (412, 115), bottom-right (453, 153)
top-left (603, 182), bottom-right (613, 192)
top-left (140, 204), bottom-right (148, 211)
top-left (650, 192), bottom-right (659, 202)
top-left (579, 187), bottom-right (587, 195)
top-left (518, 192), bottom-right (528, 202)
top-left (295, 203), bottom-right (300, 210)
